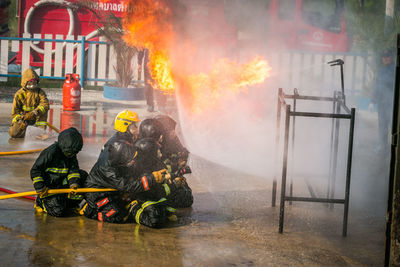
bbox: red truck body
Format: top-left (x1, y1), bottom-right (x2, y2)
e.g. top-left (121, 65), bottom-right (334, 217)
top-left (16, 0), bottom-right (126, 66)
top-left (267, 0), bottom-right (349, 52)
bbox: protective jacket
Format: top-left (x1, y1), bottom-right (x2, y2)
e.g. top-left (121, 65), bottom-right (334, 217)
top-left (11, 68), bottom-right (49, 127)
top-left (133, 137), bottom-right (193, 208)
top-left (30, 128), bottom-right (83, 191)
top-left (154, 115), bottom-right (189, 172)
top-left (85, 132), bottom-right (160, 192)
top-left (83, 132), bottom-right (171, 225)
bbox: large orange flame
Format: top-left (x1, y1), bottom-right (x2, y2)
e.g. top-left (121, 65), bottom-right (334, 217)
top-left (185, 57), bottom-right (271, 114)
top-left (149, 50), bottom-right (175, 94)
top-left (123, 0), bottom-right (175, 93)
top-left (122, 0), bottom-right (271, 113)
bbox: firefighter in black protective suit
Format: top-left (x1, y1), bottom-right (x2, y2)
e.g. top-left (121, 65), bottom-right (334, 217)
top-left (31, 127), bottom-right (87, 217)
top-left (82, 110), bottom-right (177, 228)
top-left (139, 115), bottom-right (193, 208)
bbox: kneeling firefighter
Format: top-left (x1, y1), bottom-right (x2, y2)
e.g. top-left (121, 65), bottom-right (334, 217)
top-left (132, 138), bottom-right (190, 214)
top-left (31, 127), bottom-right (87, 217)
top-left (139, 117), bottom-right (193, 208)
top-left (9, 68), bottom-right (49, 138)
top-left (82, 110), bottom-right (175, 228)
top-left (154, 115), bottom-right (190, 173)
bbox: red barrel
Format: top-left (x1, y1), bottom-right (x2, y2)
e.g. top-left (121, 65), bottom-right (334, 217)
top-left (63, 74), bottom-right (81, 111)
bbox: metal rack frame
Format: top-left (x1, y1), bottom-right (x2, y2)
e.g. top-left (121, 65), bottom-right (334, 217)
top-left (273, 88), bottom-right (355, 236)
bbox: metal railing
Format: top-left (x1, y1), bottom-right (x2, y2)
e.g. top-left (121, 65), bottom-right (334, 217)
top-left (0, 35), bottom-right (144, 87)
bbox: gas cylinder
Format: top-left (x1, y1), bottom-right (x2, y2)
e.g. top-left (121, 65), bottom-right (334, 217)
top-left (63, 74), bottom-right (81, 111)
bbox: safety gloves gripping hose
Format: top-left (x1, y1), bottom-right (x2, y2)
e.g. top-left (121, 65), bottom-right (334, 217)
top-left (152, 169), bottom-right (168, 183)
top-left (169, 166), bottom-right (192, 188)
top-left (36, 186), bottom-right (49, 198)
top-left (68, 183), bottom-right (79, 197)
top-left (24, 110), bottom-right (37, 122)
top-left (70, 184), bottom-right (79, 190)
top-left (144, 166), bottom-right (191, 191)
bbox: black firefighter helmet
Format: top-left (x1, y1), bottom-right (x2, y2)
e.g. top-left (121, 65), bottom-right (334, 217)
top-left (58, 127), bottom-right (83, 157)
top-left (154, 114), bottom-right (177, 133)
top-left (139, 118), bottom-right (163, 140)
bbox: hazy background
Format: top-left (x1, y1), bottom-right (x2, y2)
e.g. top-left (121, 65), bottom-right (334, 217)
top-left (166, 0), bottom-right (397, 216)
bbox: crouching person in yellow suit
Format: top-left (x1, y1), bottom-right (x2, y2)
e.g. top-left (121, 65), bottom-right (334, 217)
top-left (9, 68), bottom-right (49, 139)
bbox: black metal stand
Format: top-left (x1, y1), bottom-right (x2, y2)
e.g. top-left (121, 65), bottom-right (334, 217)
top-left (274, 88), bottom-right (355, 237)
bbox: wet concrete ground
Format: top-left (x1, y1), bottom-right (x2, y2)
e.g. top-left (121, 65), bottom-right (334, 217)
top-left (0, 94), bottom-right (387, 266)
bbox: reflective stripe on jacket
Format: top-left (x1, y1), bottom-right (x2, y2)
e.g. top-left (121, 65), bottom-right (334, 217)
top-left (11, 88), bottom-right (49, 121)
top-left (30, 143), bottom-right (80, 191)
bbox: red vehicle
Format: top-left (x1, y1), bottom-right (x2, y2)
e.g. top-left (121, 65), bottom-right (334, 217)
top-left (267, 0), bottom-right (349, 52)
top-left (16, 0), bottom-right (126, 66)
top-left (16, 0), bottom-right (238, 66)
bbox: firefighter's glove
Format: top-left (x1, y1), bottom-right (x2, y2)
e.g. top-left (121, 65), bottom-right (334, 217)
top-left (152, 169), bottom-right (167, 183)
top-left (178, 159), bottom-right (187, 168)
top-left (24, 111), bottom-right (37, 122)
top-left (69, 183), bottom-right (79, 195)
top-left (18, 120), bottom-right (27, 131)
top-left (36, 187), bottom-right (49, 198)
top-left (173, 177), bottom-right (186, 188)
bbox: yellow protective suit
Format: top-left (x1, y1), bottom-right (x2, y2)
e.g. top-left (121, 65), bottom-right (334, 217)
top-left (9, 68), bottom-right (50, 138)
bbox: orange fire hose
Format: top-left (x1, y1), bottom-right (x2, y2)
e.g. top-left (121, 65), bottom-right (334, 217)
top-left (0, 188), bottom-right (117, 200)
top-left (0, 187), bottom-right (36, 200)
top-left (0, 122), bottom-right (61, 156)
top-left (0, 148), bottom-right (44, 156)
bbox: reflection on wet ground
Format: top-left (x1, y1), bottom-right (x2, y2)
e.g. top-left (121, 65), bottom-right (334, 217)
top-left (0, 106), bottom-right (385, 266)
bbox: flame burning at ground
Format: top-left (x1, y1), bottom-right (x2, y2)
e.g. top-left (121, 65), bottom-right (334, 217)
top-left (123, 0), bottom-right (271, 113)
top-left (148, 50), bottom-right (175, 94)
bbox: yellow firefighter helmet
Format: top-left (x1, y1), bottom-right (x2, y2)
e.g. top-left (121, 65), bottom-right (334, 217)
top-left (114, 110), bottom-right (140, 133)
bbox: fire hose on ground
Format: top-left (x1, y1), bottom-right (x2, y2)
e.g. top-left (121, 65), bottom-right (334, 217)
top-left (0, 122), bottom-right (60, 156)
top-left (0, 187), bottom-right (36, 200)
top-left (0, 188), bottom-right (116, 200)
top-left (0, 148), bottom-right (44, 156)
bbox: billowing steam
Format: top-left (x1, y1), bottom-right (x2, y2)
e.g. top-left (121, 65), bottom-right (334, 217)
top-left (120, 0), bottom-right (392, 216)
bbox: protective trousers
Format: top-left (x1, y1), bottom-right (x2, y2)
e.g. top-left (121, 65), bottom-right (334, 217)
top-left (9, 112), bottom-right (48, 138)
top-left (138, 181), bottom-right (193, 209)
top-left (34, 169), bottom-right (87, 217)
top-left (83, 193), bottom-right (131, 223)
top-left (35, 193), bottom-right (84, 217)
top-left (84, 193), bottom-right (174, 228)
top-left (167, 182), bottom-right (193, 208)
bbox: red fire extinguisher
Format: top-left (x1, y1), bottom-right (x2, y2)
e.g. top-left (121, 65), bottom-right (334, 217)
top-left (63, 74), bottom-right (81, 111)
